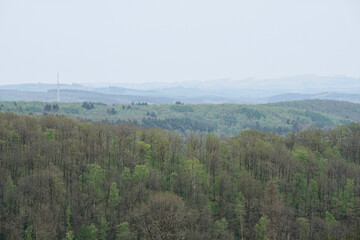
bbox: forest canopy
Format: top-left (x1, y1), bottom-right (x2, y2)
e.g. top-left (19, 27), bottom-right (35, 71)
top-left (0, 113), bottom-right (359, 239)
top-left (0, 100), bottom-right (358, 137)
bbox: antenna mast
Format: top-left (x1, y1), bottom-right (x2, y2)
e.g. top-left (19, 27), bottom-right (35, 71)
top-left (57, 73), bottom-right (60, 103)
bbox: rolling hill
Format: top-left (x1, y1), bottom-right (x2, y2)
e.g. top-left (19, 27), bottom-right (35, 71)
top-left (0, 89), bottom-right (174, 104)
top-left (0, 100), bottom-right (357, 136)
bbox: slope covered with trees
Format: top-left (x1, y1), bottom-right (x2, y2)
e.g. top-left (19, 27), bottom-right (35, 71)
top-left (268, 99), bottom-right (360, 121)
top-left (0, 113), bottom-right (359, 239)
top-left (0, 100), bottom-right (356, 136)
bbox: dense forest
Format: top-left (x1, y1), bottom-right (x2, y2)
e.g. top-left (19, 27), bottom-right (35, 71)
top-left (0, 113), bottom-right (359, 239)
top-left (268, 100), bottom-right (360, 122)
top-left (0, 100), bottom-right (356, 136)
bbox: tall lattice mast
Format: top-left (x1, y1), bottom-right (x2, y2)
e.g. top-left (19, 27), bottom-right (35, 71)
top-left (57, 73), bottom-right (60, 103)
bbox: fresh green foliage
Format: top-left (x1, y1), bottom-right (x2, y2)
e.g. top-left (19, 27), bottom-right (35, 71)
top-left (0, 113), bottom-right (359, 239)
top-left (76, 224), bottom-right (97, 240)
top-left (108, 182), bottom-right (120, 211)
top-left (254, 216), bottom-right (269, 240)
top-left (116, 222), bottom-right (131, 240)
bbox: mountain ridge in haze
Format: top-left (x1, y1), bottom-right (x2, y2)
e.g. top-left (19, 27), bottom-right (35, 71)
top-left (1, 75), bottom-right (359, 104)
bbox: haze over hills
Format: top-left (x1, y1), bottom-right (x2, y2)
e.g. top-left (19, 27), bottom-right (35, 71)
top-left (1, 0), bottom-right (360, 239)
top-left (1, 75), bottom-right (360, 104)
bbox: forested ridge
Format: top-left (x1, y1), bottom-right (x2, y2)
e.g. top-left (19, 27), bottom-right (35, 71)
top-left (268, 100), bottom-right (360, 122)
top-left (0, 100), bottom-right (357, 137)
top-left (1, 113), bottom-right (360, 239)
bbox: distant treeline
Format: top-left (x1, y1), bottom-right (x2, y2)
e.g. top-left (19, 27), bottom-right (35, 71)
top-left (0, 100), bottom-right (356, 137)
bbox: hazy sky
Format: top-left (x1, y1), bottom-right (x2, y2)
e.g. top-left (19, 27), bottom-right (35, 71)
top-left (0, 0), bottom-right (359, 85)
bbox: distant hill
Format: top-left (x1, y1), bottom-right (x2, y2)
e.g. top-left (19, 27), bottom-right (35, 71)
top-left (0, 83), bottom-right (87, 92)
top-left (0, 89), bottom-right (174, 104)
top-left (268, 99), bottom-right (360, 122)
top-left (265, 92), bottom-right (360, 103)
top-left (1, 75), bottom-right (360, 104)
top-left (0, 99), bottom-right (357, 136)
top-left (93, 86), bottom-right (160, 96)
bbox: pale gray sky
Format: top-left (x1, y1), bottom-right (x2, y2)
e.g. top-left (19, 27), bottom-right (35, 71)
top-left (0, 0), bottom-right (359, 85)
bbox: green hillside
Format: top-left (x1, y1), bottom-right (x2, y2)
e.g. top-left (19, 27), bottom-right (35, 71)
top-left (268, 99), bottom-right (360, 121)
top-left (0, 100), bottom-right (356, 136)
top-left (0, 113), bottom-right (359, 239)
